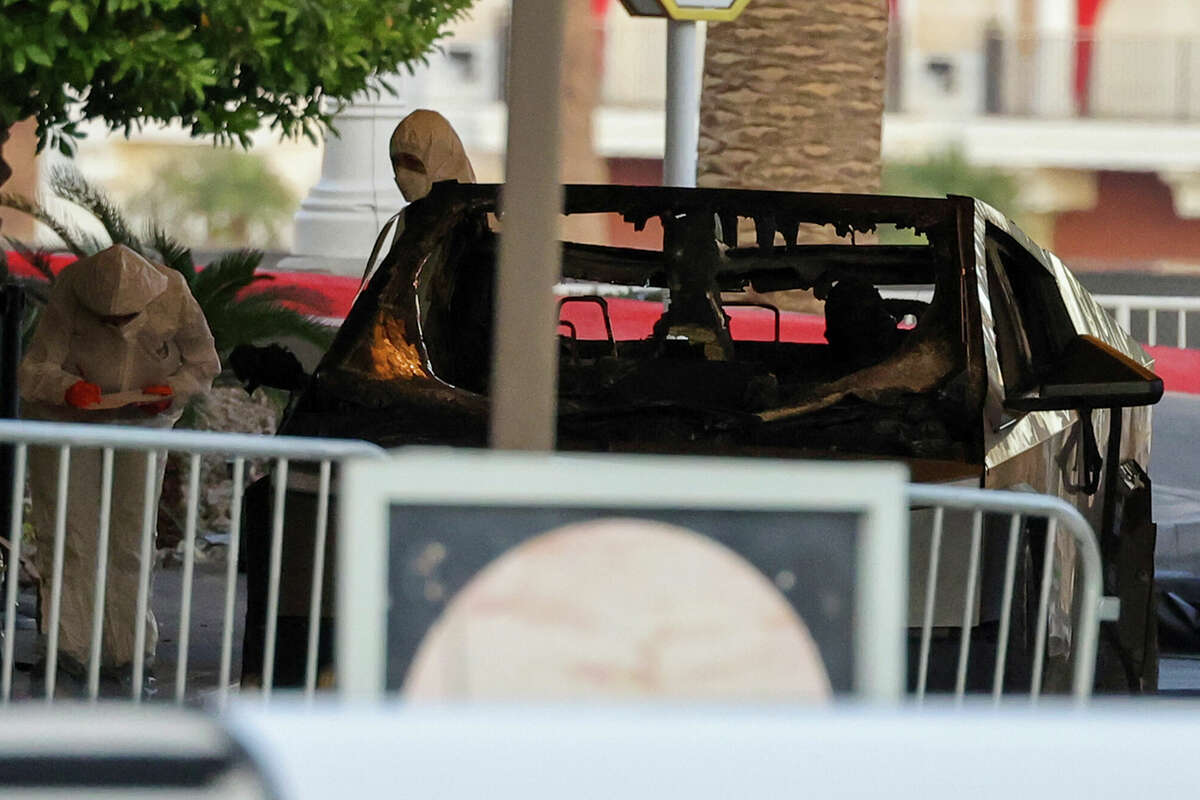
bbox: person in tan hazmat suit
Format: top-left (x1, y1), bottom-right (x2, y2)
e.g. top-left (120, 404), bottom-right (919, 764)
top-left (19, 244), bottom-right (220, 689)
top-left (243, 110), bottom-right (478, 689)
top-left (357, 108), bottom-right (477, 289)
top-left (389, 108), bottom-right (476, 204)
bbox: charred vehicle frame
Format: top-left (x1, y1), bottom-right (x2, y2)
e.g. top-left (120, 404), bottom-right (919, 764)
top-left (239, 183), bottom-right (1162, 695)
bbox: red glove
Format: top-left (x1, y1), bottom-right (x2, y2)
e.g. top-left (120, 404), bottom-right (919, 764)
top-left (138, 384), bottom-right (174, 415)
top-left (64, 380), bottom-right (102, 409)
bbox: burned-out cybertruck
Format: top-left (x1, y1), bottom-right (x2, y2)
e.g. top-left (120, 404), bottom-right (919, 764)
top-left (241, 183), bottom-right (1162, 694)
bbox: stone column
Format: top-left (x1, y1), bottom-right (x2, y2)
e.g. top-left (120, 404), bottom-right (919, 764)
top-left (278, 86), bottom-right (411, 275)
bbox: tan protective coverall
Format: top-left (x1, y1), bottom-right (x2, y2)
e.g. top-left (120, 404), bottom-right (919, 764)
top-left (388, 109), bottom-right (477, 203)
top-left (19, 245), bottom-right (221, 672)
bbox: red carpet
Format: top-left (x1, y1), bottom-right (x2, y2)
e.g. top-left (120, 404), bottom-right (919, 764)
top-left (1147, 346), bottom-right (1200, 395)
top-left (7, 253), bottom-right (1198, 394)
top-left (558, 297), bottom-right (827, 344)
top-left (4, 251), bottom-right (357, 317)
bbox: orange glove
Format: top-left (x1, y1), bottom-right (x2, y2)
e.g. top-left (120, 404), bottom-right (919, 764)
top-left (64, 380), bottom-right (102, 409)
top-left (138, 384), bottom-right (173, 415)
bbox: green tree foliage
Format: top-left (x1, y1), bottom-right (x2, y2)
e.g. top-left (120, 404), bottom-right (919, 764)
top-left (882, 147), bottom-right (1021, 216)
top-left (0, 0), bottom-right (474, 153)
top-left (130, 148), bottom-right (299, 248)
top-left (1, 166), bottom-right (334, 366)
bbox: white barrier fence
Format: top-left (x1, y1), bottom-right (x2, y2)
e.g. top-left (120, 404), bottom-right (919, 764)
top-left (0, 420), bottom-right (384, 706)
top-left (0, 419), bottom-right (1110, 706)
top-left (907, 485), bottom-right (1110, 705)
top-left (1095, 293), bottom-right (1200, 349)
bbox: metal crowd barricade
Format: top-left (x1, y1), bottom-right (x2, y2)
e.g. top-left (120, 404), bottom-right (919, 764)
top-left (906, 484), bottom-right (1111, 705)
top-left (0, 419), bottom-right (384, 707)
top-left (0, 419), bottom-right (1112, 708)
top-left (1095, 293), bottom-right (1200, 348)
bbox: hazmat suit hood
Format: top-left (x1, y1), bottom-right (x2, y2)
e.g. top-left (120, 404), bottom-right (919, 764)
top-left (72, 244), bottom-right (169, 317)
top-left (389, 109), bottom-right (477, 202)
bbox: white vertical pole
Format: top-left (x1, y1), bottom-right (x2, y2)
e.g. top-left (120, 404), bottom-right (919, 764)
top-left (280, 85), bottom-right (410, 275)
top-left (132, 451), bottom-right (158, 704)
top-left (174, 453), bottom-right (202, 704)
top-left (664, 20), bottom-right (701, 187)
top-left (217, 457), bottom-right (245, 710)
top-left (489, 0), bottom-right (567, 451)
top-left (304, 460), bottom-right (333, 700)
top-left (262, 458), bottom-right (289, 700)
top-left (915, 507), bottom-right (944, 704)
top-left (1, 444), bottom-right (25, 703)
top-left (954, 510), bottom-right (984, 705)
top-left (86, 448), bottom-right (114, 702)
top-left (44, 446), bottom-right (71, 701)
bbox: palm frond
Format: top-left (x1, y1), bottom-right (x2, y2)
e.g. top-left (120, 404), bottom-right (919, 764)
top-left (20, 282), bottom-right (50, 306)
top-left (204, 294), bottom-right (335, 359)
top-left (242, 284), bottom-right (335, 316)
top-left (146, 222), bottom-right (196, 283)
top-left (49, 166), bottom-right (145, 253)
top-left (0, 191), bottom-right (94, 257)
top-left (191, 249), bottom-right (264, 308)
top-left (20, 303), bottom-right (43, 352)
top-left (4, 237), bottom-right (58, 283)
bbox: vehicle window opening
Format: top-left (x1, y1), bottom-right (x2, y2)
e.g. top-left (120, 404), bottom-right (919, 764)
top-left (984, 225), bottom-right (1075, 393)
top-left (985, 241), bottom-right (1035, 394)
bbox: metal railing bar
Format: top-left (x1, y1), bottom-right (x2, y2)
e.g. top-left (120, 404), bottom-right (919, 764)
top-left (0, 420), bottom-right (385, 461)
top-left (1095, 294), bottom-right (1200, 313)
top-left (217, 458), bottom-right (245, 710)
top-left (304, 460), bottom-right (332, 700)
top-left (174, 453), bottom-right (201, 704)
top-left (954, 510), bottom-right (983, 704)
top-left (992, 513), bottom-right (1022, 703)
top-left (722, 301), bottom-right (782, 342)
top-left (915, 506), bottom-right (943, 703)
top-left (44, 446), bottom-right (70, 701)
top-left (1178, 310), bottom-right (1187, 349)
top-left (1071, 533), bottom-right (1102, 702)
top-left (262, 458), bottom-right (289, 700)
top-left (558, 296), bottom-right (617, 357)
top-left (132, 451), bottom-right (158, 704)
top-left (1030, 518), bottom-right (1058, 703)
top-left (86, 448), bottom-right (114, 702)
top-left (909, 484), bottom-right (1089, 527)
top-left (910, 485), bottom-right (1102, 702)
top-left (1116, 305), bottom-right (1132, 333)
top-left (1148, 311), bottom-right (1157, 346)
top-left (2, 443), bottom-right (26, 703)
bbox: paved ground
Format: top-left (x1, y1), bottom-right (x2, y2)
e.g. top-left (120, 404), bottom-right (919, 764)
top-left (1149, 393), bottom-right (1200, 576)
top-left (9, 560), bottom-right (244, 703)
top-left (153, 562), bottom-right (246, 702)
top-left (1159, 655), bottom-right (1200, 695)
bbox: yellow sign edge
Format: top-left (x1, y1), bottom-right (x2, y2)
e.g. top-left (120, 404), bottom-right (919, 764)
top-left (623, 0), bottom-right (751, 22)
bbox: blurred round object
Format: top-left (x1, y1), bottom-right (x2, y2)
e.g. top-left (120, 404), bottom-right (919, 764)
top-left (404, 518), bottom-right (832, 701)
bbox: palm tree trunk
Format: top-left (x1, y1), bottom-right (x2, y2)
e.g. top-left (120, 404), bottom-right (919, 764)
top-left (698, 0), bottom-right (889, 310)
top-left (697, 0), bottom-right (889, 195)
top-left (0, 120), bottom-right (12, 235)
top-left (560, 2), bottom-right (609, 244)
top-left (0, 131), bottom-right (10, 183)
top-left (0, 119), bottom-right (39, 242)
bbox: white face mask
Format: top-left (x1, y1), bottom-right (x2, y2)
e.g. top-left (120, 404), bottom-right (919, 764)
top-left (394, 166), bottom-right (433, 203)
